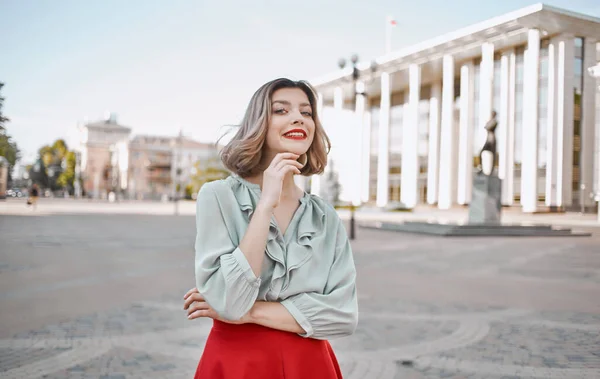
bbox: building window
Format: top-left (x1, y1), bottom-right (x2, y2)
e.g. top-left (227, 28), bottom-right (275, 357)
top-left (472, 61), bottom-right (481, 166)
top-left (537, 41), bottom-right (550, 202)
top-left (369, 105), bottom-right (380, 202)
top-left (572, 37), bottom-right (585, 205)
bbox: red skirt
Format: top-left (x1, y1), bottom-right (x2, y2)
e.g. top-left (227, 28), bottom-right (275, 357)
top-left (194, 320), bottom-right (343, 379)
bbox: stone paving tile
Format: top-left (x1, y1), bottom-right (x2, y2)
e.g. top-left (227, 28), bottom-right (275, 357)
top-left (436, 322), bottom-right (600, 368)
top-left (2, 212), bottom-right (599, 378)
top-left (12, 304), bottom-right (189, 340)
top-left (394, 364), bottom-right (521, 379)
top-left (339, 319), bottom-right (460, 352)
top-left (0, 348), bottom-right (70, 372)
top-left (42, 347), bottom-right (196, 379)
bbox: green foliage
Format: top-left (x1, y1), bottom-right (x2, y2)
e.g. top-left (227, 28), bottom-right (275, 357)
top-left (189, 157), bottom-right (229, 196)
top-left (56, 150), bottom-right (76, 190)
top-left (0, 82), bottom-right (20, 183)
top-left (0, 82), bottom-right (9, 133)
top-left (34, 139), bottom-right (77, 191)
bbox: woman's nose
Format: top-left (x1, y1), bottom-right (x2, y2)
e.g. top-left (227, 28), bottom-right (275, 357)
top-left (291, 109), bottom-right (304, 124)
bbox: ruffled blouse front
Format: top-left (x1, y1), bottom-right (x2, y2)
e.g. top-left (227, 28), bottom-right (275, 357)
top-left (194, 175), bottom-right (358, 340)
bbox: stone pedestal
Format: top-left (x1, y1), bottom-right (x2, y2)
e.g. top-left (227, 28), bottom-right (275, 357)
top-left (468, 172), bottom-right (502, 224)
top-left (360, 168), bottom-right (590, 237)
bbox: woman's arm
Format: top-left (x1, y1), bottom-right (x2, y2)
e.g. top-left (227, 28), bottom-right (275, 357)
top-left (279, 220), bottom-right (358, 340)
top-left (194, 153), bottom-right (304, 321)
top-left (248, 301), bottom-right (305, 334)
top-left (184, 290), bottom-right (304, 334)
top-left (194, 183), bottom-right (268, 321)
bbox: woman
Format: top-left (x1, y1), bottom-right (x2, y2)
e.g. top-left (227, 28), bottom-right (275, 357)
top-left (183, 78), bottom-right (358, 378)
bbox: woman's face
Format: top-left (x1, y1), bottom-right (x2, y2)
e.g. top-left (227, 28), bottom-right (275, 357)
top-left (264, 87), bottom-right (315, 159)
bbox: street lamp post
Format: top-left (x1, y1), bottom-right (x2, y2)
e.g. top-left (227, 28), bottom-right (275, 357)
top-left (336, 54), bottom-right (377, 240)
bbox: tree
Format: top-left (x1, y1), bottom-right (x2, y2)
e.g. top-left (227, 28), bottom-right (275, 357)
top-left (0, 82), bottom-right (8, 134)
top-left (56, 150), bottom-right (76, 192)
top-left (35, 139), bottom-right (72, 191)
top-left (187, 157), bottom-right (229, 198)
top-left (28, 158), bottom-right (48, 187)
top-left (0, 82), bottom-right (20, 185)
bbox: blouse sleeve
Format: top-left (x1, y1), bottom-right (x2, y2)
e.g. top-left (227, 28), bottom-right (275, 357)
top-left (194, 183), bottom-right (261, 320)
top-left (280, 220), bottom-right (358, 340)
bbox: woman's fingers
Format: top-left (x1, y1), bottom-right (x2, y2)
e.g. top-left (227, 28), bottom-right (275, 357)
top-left (274, 159), bottom-right (304, 173)
top-left (188, 309), bottom-right (212, 320)
top-left (268, 152), bottom-right (299, 169)
top-left (183, 292), bottom-right (205, 310)
top-left (186, 300), bottom-right (210, 316)
top-left (187, 303), bottom-right (220, 320)
top-left (183, 287), bottom-right (199, 300)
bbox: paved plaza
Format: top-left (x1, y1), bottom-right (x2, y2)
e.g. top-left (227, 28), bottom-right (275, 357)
top-left (1, 198), bottom-right (599, 378)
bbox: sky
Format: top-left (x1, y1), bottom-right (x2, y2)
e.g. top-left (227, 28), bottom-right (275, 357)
top-left (2, 0), bottom-right (599, 164)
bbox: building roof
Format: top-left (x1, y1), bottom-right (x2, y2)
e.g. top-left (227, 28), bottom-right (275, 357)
top-left (180, 138), bottom-right (215, 150)
top-left (311, 3), bottom-right (600, 96)
top-left (129, 134), bottom-right (216, 151)
top-left (85, 119), bottom-right (132, 133)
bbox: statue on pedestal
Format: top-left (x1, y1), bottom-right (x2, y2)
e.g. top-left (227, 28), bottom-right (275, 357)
top-left (478, 110), bottom-right (497, 176)
top-left (470, 110), bottom-right (502, 224)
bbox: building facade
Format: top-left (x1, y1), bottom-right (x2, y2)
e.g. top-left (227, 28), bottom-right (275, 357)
top-left (311, 4), bottom-right (600, 214)
top-left (77, 115), bottom-right (219, 200)
top-left (78, 114), bottom-right (132, 199)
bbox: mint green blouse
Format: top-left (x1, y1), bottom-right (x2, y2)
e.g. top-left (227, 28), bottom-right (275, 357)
top-left (194, 175), bottom-right (358, 340)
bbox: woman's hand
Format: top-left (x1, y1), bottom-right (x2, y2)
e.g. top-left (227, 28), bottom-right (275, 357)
top-left (183, 288), bottom-right (251, 324)
top-left (258, 152), bottom-right (304, 210)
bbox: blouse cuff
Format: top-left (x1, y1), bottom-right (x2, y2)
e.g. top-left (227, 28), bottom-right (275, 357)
top-left (281, 295), bottom-right (314, 338)
top-left (220, 247), bottom-right (261, 287)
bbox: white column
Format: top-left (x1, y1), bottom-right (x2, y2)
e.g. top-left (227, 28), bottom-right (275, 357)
top-left (457, 62), bottom-right (474, 205)
top-left (438, 54), bottom-right (456, 209)
top-left (546, 40), bottom-right (559, 207)
top-left (582, 39), bottom-right (597, 209)
top-left (521, 29), bottom-right (541, 213)
top-left (478, 43), bottom-right (495, 150)
top-left (500, 50), bottom-right (515, 205)
top-left (506, 51), bottom-right (517, 205)
top-left (333, 87), bottom-right (343, 110)
top-left (427, 82), bottom-right (442, 205)
top-left (360, 91), bottom-right (371, 204)
top-left (401, 64), bottom-right (420, 208)
top-left (355, 81), bottom-right (367, 206)
top-left (311, 92), bottom-right (325, 196)
top-left (556, 36), bottom-right (575, 208)
top-left (377, 72), bottom-right (391, 207)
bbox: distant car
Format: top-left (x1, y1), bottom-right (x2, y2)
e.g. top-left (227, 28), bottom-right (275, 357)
top-left (7, 188), bottom-right (23, 198)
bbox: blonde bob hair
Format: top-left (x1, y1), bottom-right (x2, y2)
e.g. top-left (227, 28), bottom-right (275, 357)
top-left (220, 78), bottom-right (331, 177)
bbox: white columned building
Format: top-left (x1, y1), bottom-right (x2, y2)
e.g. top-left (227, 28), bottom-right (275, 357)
top-left (457, 62), bottom-right (474, 205)
top-left (401, 64), bottom-right (421, 208)
top-left (438, 54), bottom-right (456, 210)
top-left (377, 72), bottom-right (392, 207)
top-left (499, 49), bottom-right (515, 205)
top-left (311, 4), bottom-right (600, 218)
top-left (521, 29), bottom-right (541, 213)
top-left (427, 82), bottom-right (442, 205)
top-left (353, 81), bottom-right (367, 206)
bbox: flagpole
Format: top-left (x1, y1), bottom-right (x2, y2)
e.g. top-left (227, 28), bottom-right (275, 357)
top-left (385, 15), bottom-right (393, 54)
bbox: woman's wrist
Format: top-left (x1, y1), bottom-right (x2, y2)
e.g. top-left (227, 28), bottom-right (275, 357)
top-left (255, 201), bottom-right (275, 215)
top-left (245, 301), bottom-right (263, 324)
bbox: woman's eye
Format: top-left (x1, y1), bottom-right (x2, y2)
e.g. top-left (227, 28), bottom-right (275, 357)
top-left (274, 108), bottom-right (287, 114)
top-left (302, 111), bottom-right (313, 117)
